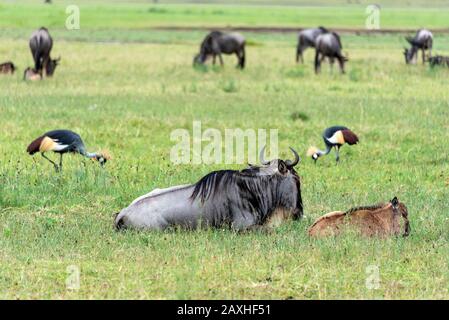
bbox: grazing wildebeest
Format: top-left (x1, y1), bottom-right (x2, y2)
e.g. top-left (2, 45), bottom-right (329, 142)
top-left (0, 61), bottom-right (16, 74)
top-left (23, 67), bottom-right (42, 81)
top-left (404, 29), bottom-right (433, 64)
top-left (427, 55), bottom-right (449, 68)
top-left (29, 27), bottom-right (60, 76)
top-left (115, 148), bottom-right (303, 231)
top-left (296, 26), bottom-right (328, 63)
top-left (308, 197), bottom-right (410, 238)
top-left (193, 31), bottom-right (246, 69)
top-left (314, 31), bottom-right (347, 74)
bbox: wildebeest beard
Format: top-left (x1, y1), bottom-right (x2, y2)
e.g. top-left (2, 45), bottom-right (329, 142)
top-left (114, 149), bottom-right (303, 231)
top-left (190, 161), bottom-right (303, 227)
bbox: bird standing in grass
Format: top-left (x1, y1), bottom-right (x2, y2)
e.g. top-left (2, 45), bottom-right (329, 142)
top-left (307, 126), bottom-right (359, 164)
top-left (27, 129), bottom-right (110, 171)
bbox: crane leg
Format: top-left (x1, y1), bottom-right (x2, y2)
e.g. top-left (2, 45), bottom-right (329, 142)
top-left (59, 154), bottom-right (63, 171)
top-left (335, 146), bottom-right (340, 164)
top-left (41, 153), bottom-right (59, 172)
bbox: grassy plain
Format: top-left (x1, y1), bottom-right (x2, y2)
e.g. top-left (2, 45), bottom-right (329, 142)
top-left (0, 1), bottom-right (448, 299)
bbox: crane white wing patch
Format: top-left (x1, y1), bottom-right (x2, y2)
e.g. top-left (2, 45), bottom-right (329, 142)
top-left (326, 130), bottom-right (345, 145)
top-left (39, 136), bottom-right (68, 152)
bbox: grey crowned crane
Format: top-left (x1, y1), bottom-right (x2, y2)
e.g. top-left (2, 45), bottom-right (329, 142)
top-left (307, 126), bottom-right (359, 164)
top-left (27, 129), bottom-right (110, 171)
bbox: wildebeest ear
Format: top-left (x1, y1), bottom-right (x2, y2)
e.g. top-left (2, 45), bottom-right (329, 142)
top-left (390, 197), bottom-right (399, 208)
top-left (278, 161), bottom-right (288, 174)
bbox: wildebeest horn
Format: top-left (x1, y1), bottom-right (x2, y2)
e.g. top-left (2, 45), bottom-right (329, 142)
top-left (259, 145), bottom-right (270, 165)
top-left (285, 147), bottom-right (300, 167)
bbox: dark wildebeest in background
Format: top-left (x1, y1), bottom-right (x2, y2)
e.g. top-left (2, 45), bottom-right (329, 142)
top-left (193, 31), bottom-right (246, 69)
top-left (0, 61), bottom-right (16, 74)
top-left (296, 26), bottom-right (328, 63)
top-left (29, 27), bottom-right (60, 77)
top-left (428, 55), bottom-right (449, 67)
top-left (23, 67), bottom-right (42, 81)
top-left (115, 148), bottom-right (303, 231)
top-left (308, 197), bottom-right (410, 238)
top-left (404, 29), bottom-right (433, 64)
top-left (314, 31), bottom-right (347, 74)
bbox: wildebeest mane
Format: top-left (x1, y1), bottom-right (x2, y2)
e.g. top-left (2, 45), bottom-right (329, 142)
top-left (317, 27), bottom-right (342, 49)
top-left (332, 32), bottom-right (343, 49)
top-left (318, 26), bottom-right (329, 33)
top-left (190, 167), bottom-right (266, 202)
top-left (340, 197), bottom-right (408, 218)
top-left (190, 167), bottom-right (302, 222)
top-left (200, 31), bottom-right (223, 52)
top-left (345, 202), bottom-right (386, 215)
top-left (190, 170), bottom-right (237, 203)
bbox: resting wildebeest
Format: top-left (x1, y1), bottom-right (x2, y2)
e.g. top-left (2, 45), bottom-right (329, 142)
top-left (404, 29), bottom-right (433, 64)
top-left (0, 61), bottom-right (16, 74)
top-left (193, 31), bottom-right (246, 69)
top-left (23, 67), bottom-right (42, 81)
top-left (308, 197), bottom-right (410, 238)
top-left (314, 31), bottom-right (347, 74)
top-left (29, 27), bottom-right (60, 76)
top-left (115, 148), bottom-right (303, 231)
top-left (296, 26), bottom-right (328, 63)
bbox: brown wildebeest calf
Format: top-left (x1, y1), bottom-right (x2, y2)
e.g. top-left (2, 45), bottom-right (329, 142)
top-left (0, 61), bottom-right (16, 74)
top-left (308, 197), bottom-right (410, 238)
top-left (23, 67), bottom-right (42, 81)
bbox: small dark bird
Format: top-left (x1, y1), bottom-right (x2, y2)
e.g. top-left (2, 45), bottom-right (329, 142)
top-left (27, 129), bottom-right (110, 171)
top-left (307, 126), bottom-right (359, 163)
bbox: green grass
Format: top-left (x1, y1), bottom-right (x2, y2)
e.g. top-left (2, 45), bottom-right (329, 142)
top-left (0, 1), bottom-right (448, 299)
top-left (1, 1), bottom-right (449, 30)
